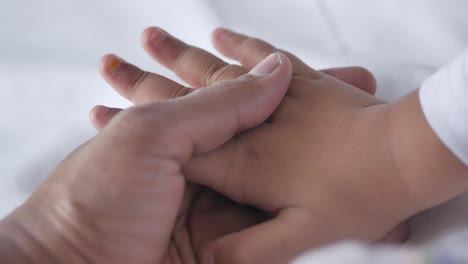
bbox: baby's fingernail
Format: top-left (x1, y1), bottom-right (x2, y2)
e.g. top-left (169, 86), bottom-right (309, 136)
top-left (249, 53), bottom-right (282, 76)
top-left (150, 28), bottom-right (166, 46)
top-left (214, 28), bottom-right (232, 40)
top-left (106, 55), bottom-right (123, 72)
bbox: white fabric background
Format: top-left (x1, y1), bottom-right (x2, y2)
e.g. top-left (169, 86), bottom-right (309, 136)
top-left (1, 0), bottom-right (468, 256)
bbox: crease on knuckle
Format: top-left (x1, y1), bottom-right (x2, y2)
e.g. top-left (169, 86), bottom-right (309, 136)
top-left (148, 84), bottom-right (190, 101)
top-left (172, 44), bottom-right (191, 71)
top-left (132, 74), bottom-right (191, 102)
top-left (129, 71), bottom-right (150, 102)
top-left (210, 64), bottom-right (246, 86)
top-left (245, 38), bottom-right (276, 57)
top-left (171, 86), bottom-right (192, 98)
top-left (202, 60), bottom-right (230, 86)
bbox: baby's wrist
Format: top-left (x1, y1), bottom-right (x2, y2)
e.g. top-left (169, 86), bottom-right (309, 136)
top-left (387, 90), bottom-right (468, 214)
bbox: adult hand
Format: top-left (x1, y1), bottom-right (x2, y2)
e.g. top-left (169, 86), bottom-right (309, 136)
top-left (0, 53), bottom-right (292, 263)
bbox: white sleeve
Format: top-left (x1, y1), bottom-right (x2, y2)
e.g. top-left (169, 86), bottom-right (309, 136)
top-left (419, 50), bottom-right (468, 166)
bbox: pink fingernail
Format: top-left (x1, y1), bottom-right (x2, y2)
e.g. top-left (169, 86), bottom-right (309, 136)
top-left (150, 28), bottom-right (166, 46)
top-left (215, 28), bottom-right (232, 40)
top-left (249, 53), bottom-right (282, 76)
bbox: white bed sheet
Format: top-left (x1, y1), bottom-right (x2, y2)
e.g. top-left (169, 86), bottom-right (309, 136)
top-left (1, 0), bottom-right (468, 249)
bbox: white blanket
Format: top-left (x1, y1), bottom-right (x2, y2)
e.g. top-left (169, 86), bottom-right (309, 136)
top-left (2, 0), bottom-right (468, 255)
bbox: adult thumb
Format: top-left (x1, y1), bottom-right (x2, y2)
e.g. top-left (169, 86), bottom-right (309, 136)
top-left (142, 52), bottom-right (292, 162)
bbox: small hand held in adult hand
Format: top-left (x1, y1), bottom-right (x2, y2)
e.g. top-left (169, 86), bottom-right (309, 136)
top-left (0, 54), bottom-right (292, 264)
top-left (90, 27), bottom-right (413, 263)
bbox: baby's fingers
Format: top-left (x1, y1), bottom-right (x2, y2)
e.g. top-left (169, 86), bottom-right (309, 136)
top-left (99, 54), bottom-right (191, 104)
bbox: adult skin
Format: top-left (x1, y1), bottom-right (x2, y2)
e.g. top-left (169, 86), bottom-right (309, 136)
top-left (0, 53), bottom-right (292, 263)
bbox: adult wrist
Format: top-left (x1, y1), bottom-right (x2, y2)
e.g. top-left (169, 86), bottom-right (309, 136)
top-left (0, 195), bottom-right (94, 263)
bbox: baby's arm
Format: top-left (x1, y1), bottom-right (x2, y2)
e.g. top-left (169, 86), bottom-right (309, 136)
top-left (389, 51), bottom-right (468, 212)
top-left (294, 51), bottom-right (468, 264)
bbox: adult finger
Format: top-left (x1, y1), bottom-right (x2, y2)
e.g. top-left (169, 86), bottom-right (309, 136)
top-left (92, 65), bottom-right (376, 130)
top-left (141, 27), bottom-right (247, 88)
top-left (212, 28), bottom-right (313, 76)
top-left (211, 28), bottom-right (377, 91)
top-left (99, 54), bottom-right (192, 104)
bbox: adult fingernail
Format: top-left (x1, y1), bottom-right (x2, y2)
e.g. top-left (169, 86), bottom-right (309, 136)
top-left (92, 105), bottom-right (111, 119)
top-left (249, 53), bottom-right (282, 76)
top-left (214, 28), bottom-right (232, 41)
top-left (150, 28), bottom-right (166, 46)
top-left (106, 55), bottom-right (123, 72)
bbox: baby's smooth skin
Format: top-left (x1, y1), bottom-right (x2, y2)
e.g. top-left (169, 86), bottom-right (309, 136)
top-left (90, 28), bottom-right (468, 264)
